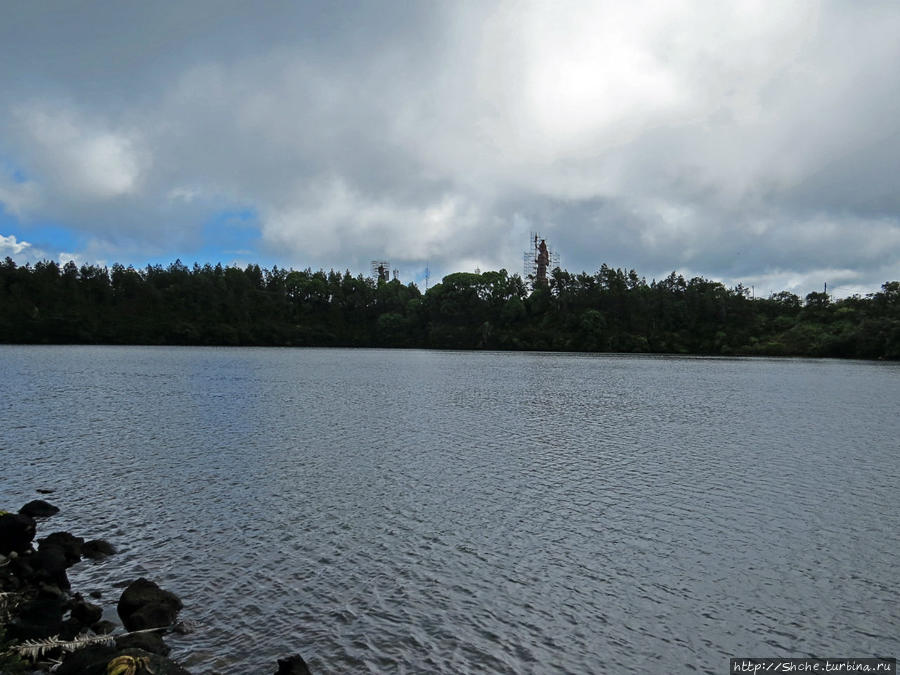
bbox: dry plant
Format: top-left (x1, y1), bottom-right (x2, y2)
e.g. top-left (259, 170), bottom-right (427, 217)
top-left (5, 625), bottom-right (175, 662)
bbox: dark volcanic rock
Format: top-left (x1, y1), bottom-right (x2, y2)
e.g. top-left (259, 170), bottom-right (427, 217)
top-left (128, 603), bottom-right (182, 632)
top-left (19, 499), bottom-right (60, 518)
top-left (118, 648), bottom-right (193, 675)
top-left (117, 630), bottom-right (171, 656)
top-left (0, 512), bottom-right (36, 554)
top-left (118, 577), bottom-right (183, 631)
top-left (275, 654), bottom-right (312, 675)
top-left (83, 538), bottom-right (117, 559)
top-left (54, 644), bottom-right (119, 675)
top-left (57, 645), bottom-right (194, 675)
top-left (60, 616), bottom-right (90, 640)
top-left (27, 545), bottom-right (71, 589)
top-left (8, 589), bottom-right (67, 640)
top-left (92, 619), bottom-right (117, 634)
top-left (38, 531), bottom-right (84, 565)
top-left (71, 598), bottom-right (103, 626)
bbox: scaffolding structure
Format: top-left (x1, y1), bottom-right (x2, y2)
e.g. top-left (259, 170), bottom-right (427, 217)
top-left (371, 260), bottom-right (391, 283)
top-left (523, 233), bottom-right (560, 286)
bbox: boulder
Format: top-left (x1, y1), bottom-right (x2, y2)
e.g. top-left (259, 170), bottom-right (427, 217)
top-left (128, 603), bottom-right (182, 632)
top-left (83, 538), bottom-right (117, 559)
top-left (57, 646), bottom-right (194, 675)
top-left (8, 589), bottom-right (67, 640)
top-left (275, 654), bottom-right (312, 675)
top-left (0, 512), bottom-right (36, 554)
top-left (19, 499), bottom-right (60, 518)
top-left (116, 648), bottom-right (193, 675)
top-left (117, 631), bottom-right (171, 656)
top-left (27, 545), bottom-right (71, 589)
top-left (60, 616), bottom-right (90, 640)
top-left (54, 644), bottom-right (119, 675)
top-left (71, 598), bottom-right (103, 626)
top-left (38, 531), bottom-right (84, 565)
top-left (117, 578), bottom-right (183, 631)
top-left (92, 619), bottom-right (118, 634)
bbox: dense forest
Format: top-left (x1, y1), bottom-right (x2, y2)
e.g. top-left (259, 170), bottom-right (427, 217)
top-left (0, 257), bottom-right (898, 359)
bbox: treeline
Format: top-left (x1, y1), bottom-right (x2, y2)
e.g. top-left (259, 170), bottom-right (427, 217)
top-left (1, 257), bottom-right (898, 358)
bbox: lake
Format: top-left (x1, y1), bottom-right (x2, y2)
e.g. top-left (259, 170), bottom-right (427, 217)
top-left (1, 346), bottom-right (898, 673)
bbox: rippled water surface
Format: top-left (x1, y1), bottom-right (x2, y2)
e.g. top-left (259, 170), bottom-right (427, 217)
top-left (1, 346), bottom-right (898, 673)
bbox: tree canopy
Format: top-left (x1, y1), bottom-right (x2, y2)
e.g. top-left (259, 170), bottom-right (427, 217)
top-left (1, 256), bottom-right (898, 359)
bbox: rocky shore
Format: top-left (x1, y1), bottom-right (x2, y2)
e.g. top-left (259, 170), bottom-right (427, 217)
top-left (1, 498), bottom-right (310, 674)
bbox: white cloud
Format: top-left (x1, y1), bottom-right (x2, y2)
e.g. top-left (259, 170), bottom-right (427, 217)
top-left (0, 232), bottom-right (50, 265)
top-left (0, 233), bottom-right (31, 255)
top-left (260, 178), bottom-right (487, 268)
top-left (58, 250), bottom-right (105, 270)
top-left (12, 105), bottom-right (145, 201)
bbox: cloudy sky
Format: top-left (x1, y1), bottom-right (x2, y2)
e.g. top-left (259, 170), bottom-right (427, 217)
top-left (1, 1), bottom-right (899, 297)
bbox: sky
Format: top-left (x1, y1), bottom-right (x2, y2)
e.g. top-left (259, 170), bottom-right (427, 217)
top-left (1, 1), bottom-right (899, 298)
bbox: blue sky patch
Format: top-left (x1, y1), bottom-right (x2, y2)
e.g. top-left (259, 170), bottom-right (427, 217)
top-left (193, 207), bottom-right (260, 263)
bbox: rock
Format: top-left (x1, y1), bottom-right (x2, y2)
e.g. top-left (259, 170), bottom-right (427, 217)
top-left (0, 512), bottom-right (36, 554)
top-left (117, 578), bottom-right (183, 631)
top-left (27, 545), bottom-right (71, 590)
top-left (172, 620), bottom-right (193, 634)
top-left (128, 603), bottom-right (182, 632)
top-left (57, 646), bottom-right (194, 675)
top-left (37, 580), bottom-right (69, 598)
top-left (117, 648), bottom-right (193, 675)
top-left (9, 547), bottom-right (71, 592)
top-left (60, 616), bottom-right (89, 640)
top-left (38, 531), bottom-right (84, 565)
top-left (83, 538), bottom-right (117, 559)
top-left (36, 488), bottom-right (55, 494)
top-left (71, 598), bottom-right (103, 626)
top-left (55, 644), bottom-right (119, 675)
top-left (8, 589), bottom-right (67, 640)
top-left (117, 630), bottom-right (171, 656)
top-left (19, 499), bottom-right (60, 518)
top-left (90, 589), bottom-right (103, 599)
top-left (275, 654), bottom-right (312, 675)
top-left (92, 619), bottom-right (117, 634)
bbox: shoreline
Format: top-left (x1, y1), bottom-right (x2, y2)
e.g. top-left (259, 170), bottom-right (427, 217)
top-left (0, 498), bottom-right (310, 675)
top-left (0, 342), bottom-right (893, 362)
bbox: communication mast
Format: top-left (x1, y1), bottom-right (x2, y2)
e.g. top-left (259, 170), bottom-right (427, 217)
top-left (523, 233), bottom-right (560, 286)
top-left (371, 260), bottom-right (390, 283)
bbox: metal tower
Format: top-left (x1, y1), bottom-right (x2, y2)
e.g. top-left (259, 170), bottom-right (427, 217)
top-left (371, 260), bottom-right (390, 283)
top-left (523, 233), bottom-right (559, 286)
